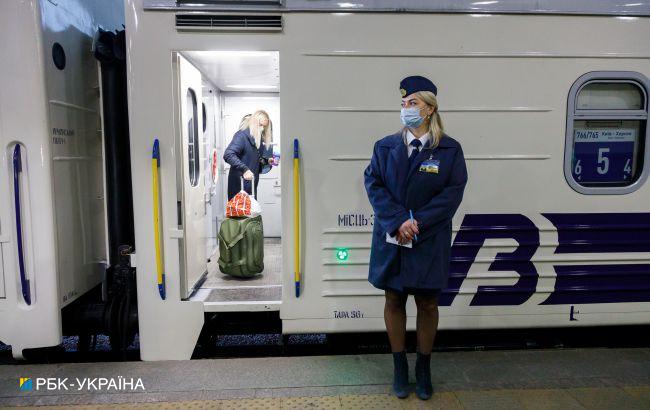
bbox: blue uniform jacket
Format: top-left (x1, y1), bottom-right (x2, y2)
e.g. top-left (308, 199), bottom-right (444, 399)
top-left (223, 128), bottom-right (273, 200)
top-left (364, 131), bottom-right (467, 292)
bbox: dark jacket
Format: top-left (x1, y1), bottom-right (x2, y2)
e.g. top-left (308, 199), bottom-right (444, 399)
top-left (223, 128), bottom-right (273, 200)
top-left (364, 131), bottom-right (467, 292)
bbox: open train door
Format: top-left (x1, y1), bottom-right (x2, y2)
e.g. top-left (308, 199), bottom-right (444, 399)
top-left (174, 53), bottom-right (207, 298)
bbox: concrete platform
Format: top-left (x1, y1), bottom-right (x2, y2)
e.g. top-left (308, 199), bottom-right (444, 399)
top-left (1, 348), bottom-right (649, 408)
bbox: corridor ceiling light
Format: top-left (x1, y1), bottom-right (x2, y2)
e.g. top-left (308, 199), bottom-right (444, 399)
top-left (337, 3), bottom-right (362, 8)
top-left (226, 85), bottom-right (278, 89)
top-left (193, 51), bottom-right (275, 58)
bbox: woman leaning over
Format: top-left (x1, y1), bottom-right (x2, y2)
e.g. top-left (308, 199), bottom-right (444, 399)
top-left (223, 110), bottom-right (274, 200)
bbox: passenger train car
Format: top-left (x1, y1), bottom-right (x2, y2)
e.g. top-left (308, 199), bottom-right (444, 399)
top-left (0, 0), bottom-right (127, 359)
top-left (1, 0), bottom-right (650, 360)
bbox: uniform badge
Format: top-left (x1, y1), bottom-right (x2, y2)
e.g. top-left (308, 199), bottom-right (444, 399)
top-left (419, 159), bottom-right (440, 174)
top-left (400, 88), bottom-right (407, 97)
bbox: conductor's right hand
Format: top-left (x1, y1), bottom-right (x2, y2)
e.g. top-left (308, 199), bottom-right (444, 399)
top-left (243, 170), bottom-right (254, 180)
top-left (397, 219), bottom-right (419, 244)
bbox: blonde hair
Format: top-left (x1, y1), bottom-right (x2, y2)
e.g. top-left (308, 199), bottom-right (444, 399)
top-left (402, 91), bottom-right (444, 147)
top-left (239, 110), bottom-right (273, 148)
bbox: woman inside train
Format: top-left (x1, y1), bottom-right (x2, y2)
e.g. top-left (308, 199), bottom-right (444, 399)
top-left (364, 75), bottom-right (468, 400)
top-left (223, 110), bottom-right (275, 200)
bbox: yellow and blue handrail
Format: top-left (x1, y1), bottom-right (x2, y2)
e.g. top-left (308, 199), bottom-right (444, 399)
top-left (293, 138), bottom-right (301, 297)
top-left (152, 139), bottom-right (166, 300)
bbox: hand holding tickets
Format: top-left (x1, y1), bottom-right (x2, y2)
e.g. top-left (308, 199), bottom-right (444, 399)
top-left (386, 232), bottom-right (412, 248)
top-left (387, 216), bottom-right (419, 248)
top-left (397, 217), bottom-right (419, 245)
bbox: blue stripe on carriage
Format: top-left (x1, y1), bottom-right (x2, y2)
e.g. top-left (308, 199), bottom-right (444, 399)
top-left (542, 213), bottom-right (650, 254)
top-left (438, 213), bottom-right (650, 306)
top-left (540, 264), bottom-right (650, 305)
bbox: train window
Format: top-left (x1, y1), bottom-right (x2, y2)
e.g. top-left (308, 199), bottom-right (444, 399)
top-left (52, 43), bottom-right (66, 70)
top-left (186, 88), bottom-right (200, 187)
top-left (576, 82), bottom-right (643, 110)
top-left (565, 72), bottom-right (650, 195)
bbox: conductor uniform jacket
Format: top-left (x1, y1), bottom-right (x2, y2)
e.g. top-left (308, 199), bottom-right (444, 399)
top-left (364, 130), bottom-right (467, 293)
top-left (223, 128), bottom-right (273, 200)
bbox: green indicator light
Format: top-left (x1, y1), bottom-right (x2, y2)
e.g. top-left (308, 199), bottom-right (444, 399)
top-left (335, 248), bottom-right (350, 261)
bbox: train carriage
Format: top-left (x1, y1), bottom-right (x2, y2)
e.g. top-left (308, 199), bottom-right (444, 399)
top-left (1, 0), bottom-right (650, 360)
top-left (0, 0), bottom-right (125, 359)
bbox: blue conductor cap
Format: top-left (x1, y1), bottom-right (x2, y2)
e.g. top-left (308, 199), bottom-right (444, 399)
top-left (399, 75), bottom-right (437, 97)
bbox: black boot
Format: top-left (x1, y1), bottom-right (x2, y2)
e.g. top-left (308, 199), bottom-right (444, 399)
top-left (415, 352), bottom-right (433, 400)
top-left (391, 351), bottom-right (410, 398)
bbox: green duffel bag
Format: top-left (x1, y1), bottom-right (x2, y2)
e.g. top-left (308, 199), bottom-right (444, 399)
top-left (218, 215), bottom-right (264, 277)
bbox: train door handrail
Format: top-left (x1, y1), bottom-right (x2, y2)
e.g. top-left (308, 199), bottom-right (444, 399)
top-left (13, 144), bottom-right (31, 305)
top-left (293, 138), bottom-right (301, 297)
top-left (152, 138), bottom-right (166, 300)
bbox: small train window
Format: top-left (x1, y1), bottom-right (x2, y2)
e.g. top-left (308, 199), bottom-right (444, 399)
top-left (186, 88), bottom-right (200, 187)
top-left (52, 43), bottom-right (66, 70)
top-left (565, 72), bottom-right (650, 195)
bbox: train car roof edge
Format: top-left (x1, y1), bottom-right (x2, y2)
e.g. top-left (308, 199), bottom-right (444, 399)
top-left (143, 0), bottom-right (650, 17)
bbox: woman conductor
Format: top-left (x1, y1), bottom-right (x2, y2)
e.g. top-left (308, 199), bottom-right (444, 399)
top-left (364, 76), bottom-right (467, 400)
top-left (223, 110), bottom-right (274, 200)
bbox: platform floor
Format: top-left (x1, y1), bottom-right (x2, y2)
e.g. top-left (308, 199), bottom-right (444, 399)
top-left (1, 348), bottom-right (649, 408)
top-left (196, 238), bottom-right (282, 304)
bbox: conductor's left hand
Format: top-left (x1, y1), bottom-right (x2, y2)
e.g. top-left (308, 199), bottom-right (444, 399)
top-left (397, 219), bottom-right (419, 244)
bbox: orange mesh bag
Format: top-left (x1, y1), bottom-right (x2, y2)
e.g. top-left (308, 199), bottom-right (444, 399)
top-left (225, 177), bottom-right (262, 218)
top-left (226, 191), bottom-right (252, 217)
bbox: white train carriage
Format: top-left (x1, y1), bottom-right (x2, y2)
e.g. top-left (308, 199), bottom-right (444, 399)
top-left (125, 1), bottom-right (650, 360)
top-left (0, 0), bottom-right (127, 359)
top-left (2, 0), bottom-right (650, 361)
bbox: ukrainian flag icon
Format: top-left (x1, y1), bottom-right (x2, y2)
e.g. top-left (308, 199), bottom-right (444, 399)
top-left (19, 378), bottom-right (32, 391)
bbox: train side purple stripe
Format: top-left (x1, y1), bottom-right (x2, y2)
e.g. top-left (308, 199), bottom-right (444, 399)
top-left (440, 213), bottom-right (650, 306)
top-left (542, 213), bottom-right (650, 254)
top-left (540, 264), bottom-right (650, 304)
